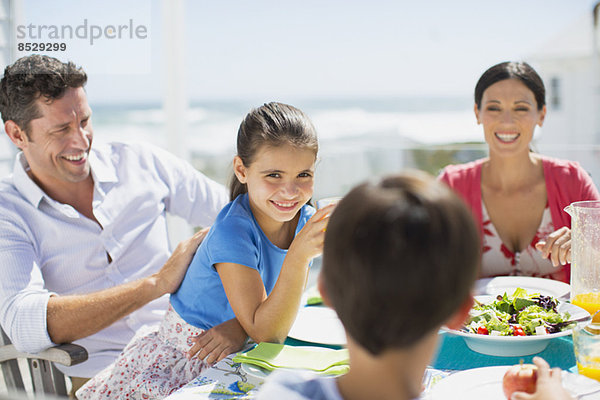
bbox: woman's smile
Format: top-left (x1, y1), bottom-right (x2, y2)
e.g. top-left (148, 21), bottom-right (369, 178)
top-left (495, 132), bottom-right (520, 143)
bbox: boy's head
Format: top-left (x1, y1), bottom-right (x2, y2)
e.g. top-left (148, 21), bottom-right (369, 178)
top-left (320, 171), bottom-right (479, 355)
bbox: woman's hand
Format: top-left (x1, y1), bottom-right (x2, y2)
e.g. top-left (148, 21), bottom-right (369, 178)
top-left (288, 203), bottom-right (336, 262)
top-left (511, 357), bottom-right (573, 400)
top-left (535, 227), bottom-right (571, 267)
top-left (187, 318), bottom-right (248, 365)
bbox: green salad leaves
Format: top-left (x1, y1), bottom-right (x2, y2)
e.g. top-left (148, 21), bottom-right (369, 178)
top-left (466, 288), bottom-right (574, 336)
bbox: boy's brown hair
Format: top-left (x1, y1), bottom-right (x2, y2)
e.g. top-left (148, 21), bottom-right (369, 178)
top-left (321, 171), bottom-right (479, 355)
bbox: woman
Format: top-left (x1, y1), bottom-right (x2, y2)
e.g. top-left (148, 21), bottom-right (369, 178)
top-left (439, 61), bottom-right (600, 283)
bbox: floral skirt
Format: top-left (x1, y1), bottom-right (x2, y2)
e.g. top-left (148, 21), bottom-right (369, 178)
top-left (76, 304), bottom-right (207, 400)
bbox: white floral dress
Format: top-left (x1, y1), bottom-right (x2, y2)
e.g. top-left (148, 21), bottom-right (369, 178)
top-left (480, 201), bottom-right (567, 281)
top-left (76, 304), bottom-right (208, 399)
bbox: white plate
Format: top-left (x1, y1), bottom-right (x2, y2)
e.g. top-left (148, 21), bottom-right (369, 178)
top-left (474, 276), bottom-right (570, 299)
top-left (443, 296), bottom-right (590, 356)
top-left (429, 366), bottom-right (600, 399)
top-left (288, 306), bottom-right (347, 346)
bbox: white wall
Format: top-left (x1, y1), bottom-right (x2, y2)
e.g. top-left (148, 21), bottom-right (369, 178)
top-left (533, 56), bottom-right (600, 188)
top-left (536, 57), bottom-right (596, 145)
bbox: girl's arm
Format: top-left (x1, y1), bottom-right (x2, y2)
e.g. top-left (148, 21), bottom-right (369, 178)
top-left (217, 205), bottom-right (333, 344)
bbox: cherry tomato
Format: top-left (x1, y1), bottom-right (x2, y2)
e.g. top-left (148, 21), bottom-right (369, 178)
top-left (477, 326), bottom-right (489, 335)
top-left (512, 326), bottom-right (526, 336)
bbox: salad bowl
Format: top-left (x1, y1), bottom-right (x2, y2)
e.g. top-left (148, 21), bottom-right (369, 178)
top-left (443, 294), bottom-right (590, 356)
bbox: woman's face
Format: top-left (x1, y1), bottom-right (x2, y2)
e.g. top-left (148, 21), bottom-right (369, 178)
top-left (475, 78), bottom-right (546, 158)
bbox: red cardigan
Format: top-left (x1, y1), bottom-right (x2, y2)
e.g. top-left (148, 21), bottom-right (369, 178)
top-left (438, 156), bottom-right (600, 282)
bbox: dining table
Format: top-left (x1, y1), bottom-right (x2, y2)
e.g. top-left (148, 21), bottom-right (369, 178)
top-left (163, 334), bottom-right (583, 400)
top-left (164, 337), bottom-right (340, 400)
top-left (164, 276), bottom-right (600, 399)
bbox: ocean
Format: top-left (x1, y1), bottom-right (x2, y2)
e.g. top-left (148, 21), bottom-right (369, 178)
top-left (90, 97), bottom-right (486, 197)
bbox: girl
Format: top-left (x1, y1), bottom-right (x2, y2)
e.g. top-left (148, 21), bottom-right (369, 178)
top-left (77, 102), bottom-right (331, 399)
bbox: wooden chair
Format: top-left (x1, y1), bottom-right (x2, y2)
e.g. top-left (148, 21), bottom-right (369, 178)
top-left (0, 328), bottom-right (88, 397)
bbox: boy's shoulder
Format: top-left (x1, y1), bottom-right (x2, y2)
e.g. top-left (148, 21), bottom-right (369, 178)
top-left (257, 370), bottom-right (342, 400)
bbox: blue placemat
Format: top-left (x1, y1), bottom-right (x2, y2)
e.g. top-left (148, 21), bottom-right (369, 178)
top-left (432, 332), bottom-right (575, 371)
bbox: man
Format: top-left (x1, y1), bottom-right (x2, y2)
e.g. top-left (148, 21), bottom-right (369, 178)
top-left (0, 55), bottom-right (230, 392)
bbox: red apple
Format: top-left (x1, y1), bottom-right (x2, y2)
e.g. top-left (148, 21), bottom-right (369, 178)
top-left (502, 363), bottom-right (538, 399)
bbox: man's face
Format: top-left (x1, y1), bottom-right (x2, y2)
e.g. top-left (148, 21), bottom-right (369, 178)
top-left (21, 87), bottom-right (93, 191)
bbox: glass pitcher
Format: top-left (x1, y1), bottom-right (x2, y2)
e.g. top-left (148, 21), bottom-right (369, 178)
top-left (565, 201), bottom-right (600, 323)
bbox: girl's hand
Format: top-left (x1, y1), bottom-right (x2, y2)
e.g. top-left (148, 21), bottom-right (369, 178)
top-left (288, 203), bottom-right (336, 262)
top-left (535, 227), bottom-right (571, 267)
top-left (511, 357), bottom-right (573, 400)
top-left (187, 318), bottom-right (248, 365)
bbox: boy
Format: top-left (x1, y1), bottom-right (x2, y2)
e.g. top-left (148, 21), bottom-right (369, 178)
top-left (258, 171), bottom-right (572, 400)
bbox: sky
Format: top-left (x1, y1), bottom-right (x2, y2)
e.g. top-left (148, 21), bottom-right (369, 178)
top-left (7, 0), bottom-right (600, 104)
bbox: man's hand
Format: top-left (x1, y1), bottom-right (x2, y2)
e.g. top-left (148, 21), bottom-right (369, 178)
top-left (48, 228), bottom-right (210, 344)
top-left (153, 228), bottom-right (209, 295)
top-left (187, 318), bottom-right (248, 365)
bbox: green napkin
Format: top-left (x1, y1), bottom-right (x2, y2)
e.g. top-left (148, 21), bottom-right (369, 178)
top-left (233, 342), bottom-right (349, 376)
top-left (305, 285), bottom-right (323, 306)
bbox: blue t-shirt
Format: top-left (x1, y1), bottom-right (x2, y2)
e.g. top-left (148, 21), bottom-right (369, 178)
top-left (257, 370), bottom-right (423, 400)
top-left (171, 193), bottom-right (315, 330)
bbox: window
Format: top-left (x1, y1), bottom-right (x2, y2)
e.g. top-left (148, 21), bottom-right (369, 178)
top-left (550, 76), bottom-right (561, 110)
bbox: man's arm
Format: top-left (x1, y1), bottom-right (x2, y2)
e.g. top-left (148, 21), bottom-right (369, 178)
top-left (46, 142), bottom-right (227, 344)
top-left (46, 228), bottom-right (207, 344)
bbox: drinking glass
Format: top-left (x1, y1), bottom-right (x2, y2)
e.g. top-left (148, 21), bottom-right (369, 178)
top-left (565, 201), bottom-right (600, 323)
top-left (573, 323), bottom-right (600, 381)
top-left (316, 197), bottom-right (342, 210)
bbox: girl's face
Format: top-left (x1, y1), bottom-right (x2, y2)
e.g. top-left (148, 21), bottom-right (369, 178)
top-left (475, 78), bottom-right (546, 158)
top-left (233, 143), bottom-right (316, 227)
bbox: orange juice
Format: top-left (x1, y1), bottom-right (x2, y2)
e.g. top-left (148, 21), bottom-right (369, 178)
top-left (572, 292), bottom-right (600, 323)
top-left (577, 361), bottom-right (600, 381)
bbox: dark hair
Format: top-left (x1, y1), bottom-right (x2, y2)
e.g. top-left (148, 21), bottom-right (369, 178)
top-left (229, 102), bottom-right (318, 201)
top-left (0, 55), bottom-right (87, 135)
top-left (474, 61), bottom-right (545, 111)
top-left (322, 171), bottom-right (480, 355)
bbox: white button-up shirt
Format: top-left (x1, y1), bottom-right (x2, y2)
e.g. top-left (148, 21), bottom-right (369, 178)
top-left (0, 141), bottom-right (228, 377)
